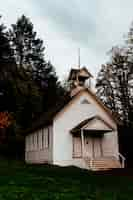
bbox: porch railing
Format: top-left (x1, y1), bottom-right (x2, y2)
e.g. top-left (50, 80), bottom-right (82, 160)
top-left (117, 152), bottom-right (126, 168)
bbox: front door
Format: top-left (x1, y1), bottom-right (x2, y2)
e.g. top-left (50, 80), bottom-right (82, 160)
top-left (84, 136), bottom-right (102, 158)
top-left (94, 138), bottom-right (102, 157)
top-left (84, 136), bottom-right (93, 157)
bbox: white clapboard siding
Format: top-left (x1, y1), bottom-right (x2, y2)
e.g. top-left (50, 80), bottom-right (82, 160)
top-left (25, 125), bottom-right (53, 164)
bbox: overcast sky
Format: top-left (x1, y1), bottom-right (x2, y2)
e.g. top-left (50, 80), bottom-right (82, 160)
top-left (1, 0), bottom-right (133, 80)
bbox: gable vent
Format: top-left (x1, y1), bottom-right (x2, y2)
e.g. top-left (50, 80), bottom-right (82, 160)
top-left (81, 99), bottom-right (90, 104)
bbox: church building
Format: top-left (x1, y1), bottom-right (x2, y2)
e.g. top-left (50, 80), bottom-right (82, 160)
top-left (25, 65), bottom-right (125, 170)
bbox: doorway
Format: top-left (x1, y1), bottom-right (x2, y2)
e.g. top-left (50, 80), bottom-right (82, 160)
top-left (84, 136), bottom-right (103, 158)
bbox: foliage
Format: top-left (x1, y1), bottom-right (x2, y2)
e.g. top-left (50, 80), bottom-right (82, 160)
top-left (0, 161), bottom-right (132, 199)
top-left (10, 15), bottom-right (66, 113)
top-left (0, 16), bottom-right (14, 63)
top-left (96, 44), bottom-right (133, 126)
top-left (0, 112), bottom-right (12, 128)
top-left (10, 15), bottom-right (44, 71)
top-left (96, 23), bottom-right (133, 164)
top-left (0, 15), bottom-right (67, 157)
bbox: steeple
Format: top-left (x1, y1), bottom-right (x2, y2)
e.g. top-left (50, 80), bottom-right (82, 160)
top-left (68, 49), bottom-right (93, 97)
top-left (68, 66), bottom-right (93, 97)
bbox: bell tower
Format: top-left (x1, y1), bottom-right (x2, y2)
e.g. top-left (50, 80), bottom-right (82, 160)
top-left (68, 67), bottom-right (93, 97)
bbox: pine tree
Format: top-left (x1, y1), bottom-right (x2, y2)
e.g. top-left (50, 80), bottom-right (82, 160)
top-left (10, 15), bottom-right (67, 113)
top-left (0, 16), bottom-right (15, 111)
top-left (96, 46), bottom-right (132, 125)
top-left (10, 15), bottom-right (45, 71)
top-left (0, 16), bottom-right (14, 63)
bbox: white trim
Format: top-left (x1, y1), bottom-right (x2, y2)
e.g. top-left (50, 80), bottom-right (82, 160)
top-left (81, 129), bottom-right (84, 158)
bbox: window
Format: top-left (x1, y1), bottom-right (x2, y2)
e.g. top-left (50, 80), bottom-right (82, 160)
top-left (36, 132), bottom-right (39, 149)
top-left (26, 136), bottom-right (29, 151)
top-left (42, 128), bottom-right (49, 149)
top-left (39, 130), bottom-right (43, 150)
top-left (32, 135), bottom-right (34, 151)
top-left (29, 135), bottom-right (33, 151)
top-left (33, 128), bottom-right (49, 150)
top-left (42, 129), bottom-right (44, 148)
top-left (33, 134), bottom-right (35, 150)
top-left (34, 133), bottom-right (37, 150)
top-left (73, 136), bottom-right (82, 158)
top-left (81, 98), bottom-right (90, 104)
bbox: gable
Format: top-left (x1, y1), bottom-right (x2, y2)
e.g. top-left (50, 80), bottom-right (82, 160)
top-left (71, 116), bottom-right (113, 133)
top-left (54, 89), bottom-right (117, 130)
top-left (83, 117), bottom-right (113, 131)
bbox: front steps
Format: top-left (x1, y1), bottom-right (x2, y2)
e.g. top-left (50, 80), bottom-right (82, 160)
top-left (85, 157), bottom-right (121, 171)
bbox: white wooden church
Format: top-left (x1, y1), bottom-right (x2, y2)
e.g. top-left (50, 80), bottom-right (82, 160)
top-left (25, 66), bottom-right (125, 170)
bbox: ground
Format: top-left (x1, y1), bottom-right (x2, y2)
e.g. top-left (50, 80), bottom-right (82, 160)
top-left (0, 160), bottom-right (133, 200)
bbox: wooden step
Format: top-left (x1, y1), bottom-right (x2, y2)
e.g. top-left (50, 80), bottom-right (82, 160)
top-left (86, 157), bottom-right (121, 171)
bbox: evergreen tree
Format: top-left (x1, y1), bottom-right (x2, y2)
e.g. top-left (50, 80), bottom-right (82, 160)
top-left (96, 46), bottom-right (132, 125)
top-left (0, 16), bottom-right (43, 128)
top-left (96, 21), bottom-right (133, 126)
top-left (10, 15), bottom-right (44, 71)
top-left (0, 15), bottom-right (68, 158)
top-left (0, 16), bottom-right (14, 63)
top-left (0, 16), bottom-right (15, 111)
top-left (10, 15), bottom-right (65, 112)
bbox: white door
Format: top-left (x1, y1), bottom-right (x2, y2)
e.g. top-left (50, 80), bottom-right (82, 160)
top-left (84, 136), bottom-right (102, 158)
top-left (93, 138), bottom-right (102, 158)
top-left (84, 136), bottom-right (93, 158)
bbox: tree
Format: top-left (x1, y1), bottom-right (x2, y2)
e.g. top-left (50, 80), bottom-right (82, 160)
top-left (96, 46), bottom-right (132, 125)
top-left (0, 112), bottom-right (12, 143)
top-left (11, 67), bottom-right (43, 129)
top-left (10, 15), bottom-right (45, 71)
top-left (10, 15), bottom-right (65, 112)
top-left (0, 16), bottom-right (15, 112)
top-left (0, 112), bottom-right (12, 129)
top-left (0, 15), bottom-right (68, 158)
top-left (0, 61), bottom-right (43, 128)
top-left (0, 16), bottom-right (14, 63)
top-left (36, 61), bottom-right (66, 110)
top-left (96, 64), bottom-right (116, 112)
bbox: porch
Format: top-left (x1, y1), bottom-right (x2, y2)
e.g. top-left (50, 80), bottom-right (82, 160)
top-left (71, 116), bottom-right (125, 170)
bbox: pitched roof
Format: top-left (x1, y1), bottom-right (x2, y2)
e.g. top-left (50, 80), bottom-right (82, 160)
top-left (68, 67), bottom-right (93, 81)
top-left (70, 116), bottom-right (113, 134)
top-left (24, 87), bottom-right (121, 135)
top-left (24, 94), bottom-right (71, 135)
top-left (83, 88), bottom-right (122, 125)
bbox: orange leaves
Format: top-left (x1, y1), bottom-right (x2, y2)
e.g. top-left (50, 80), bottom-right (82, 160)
top-left (0, 112), bottom-right (12, 128)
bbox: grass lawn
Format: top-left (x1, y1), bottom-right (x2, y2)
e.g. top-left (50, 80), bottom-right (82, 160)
top-left (0, 160), bottom-right (133, 200)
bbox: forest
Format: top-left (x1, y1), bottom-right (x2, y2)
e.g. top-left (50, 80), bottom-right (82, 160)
top-left (0, 15), bottom-right (68, 158)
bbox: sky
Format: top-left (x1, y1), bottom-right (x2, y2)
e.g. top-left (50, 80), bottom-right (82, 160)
top-left (1, 0), bottom-right (133, 80)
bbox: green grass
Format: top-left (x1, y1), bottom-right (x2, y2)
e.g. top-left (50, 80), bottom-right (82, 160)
top-left (0, 160), bottom-right (132, 199)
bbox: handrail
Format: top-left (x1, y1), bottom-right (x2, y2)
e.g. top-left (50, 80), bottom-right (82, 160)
top-left (84, 153), bottom-right (126, 169)
top-left (118, 152), bottom-right (126, 168)
top-left (83, 156), bottom-right (93, 169)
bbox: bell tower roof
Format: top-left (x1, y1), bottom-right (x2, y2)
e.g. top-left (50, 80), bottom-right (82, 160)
top-left (68, 66), bottom-right (93, 97)
top-left (68, 66), bottom-right (93, 81)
